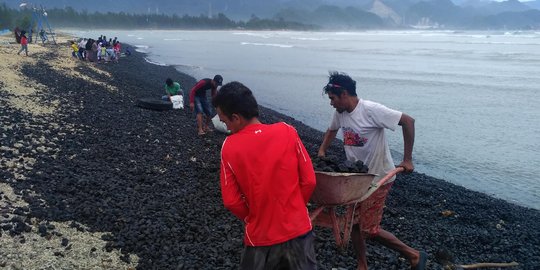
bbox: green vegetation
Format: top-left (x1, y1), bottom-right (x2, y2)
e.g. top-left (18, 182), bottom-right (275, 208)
top-left (0, 5), bottom-right (316, 31)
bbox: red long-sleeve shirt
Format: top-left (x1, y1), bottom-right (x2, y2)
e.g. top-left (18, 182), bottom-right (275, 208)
top-left (189, 78), bottom-right (217, 104)
top-left (220, 122), bottom-right (316, 246)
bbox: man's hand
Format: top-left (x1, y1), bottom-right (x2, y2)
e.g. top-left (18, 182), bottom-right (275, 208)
top-left (189, 103), bottom-right (194, 111)
top-left (397, 160), bottom-right (414, 173)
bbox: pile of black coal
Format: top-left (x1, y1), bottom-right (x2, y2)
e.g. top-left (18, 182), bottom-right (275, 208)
top-left (312, 155), bottom-right (369, 173)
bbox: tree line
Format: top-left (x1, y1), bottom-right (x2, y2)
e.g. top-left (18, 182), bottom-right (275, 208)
top-left (0, 4), bottom-right (317, 31)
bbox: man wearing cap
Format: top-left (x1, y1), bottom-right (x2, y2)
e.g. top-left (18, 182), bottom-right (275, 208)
top-left (318, 71), bottom-right (427, 270)
top-left (189, 75), bottom-right (223, 135)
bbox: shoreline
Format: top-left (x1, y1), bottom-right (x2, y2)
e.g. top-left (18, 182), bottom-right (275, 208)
top-left (91, 28), bottom-right (539, 211)
top-left (1, 33), bottom-right (539, 269)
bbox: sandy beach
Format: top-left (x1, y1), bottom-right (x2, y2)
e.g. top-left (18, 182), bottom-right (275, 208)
top-left (1, 32), bottom-right (539, 269)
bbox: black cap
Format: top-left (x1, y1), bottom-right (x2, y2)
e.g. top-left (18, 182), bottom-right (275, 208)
top-left (213, 75), bottom-right (223, 86)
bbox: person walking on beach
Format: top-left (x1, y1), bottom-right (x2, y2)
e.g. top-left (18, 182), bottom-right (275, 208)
top-left (78, 38), bottom-right (87, 60)
top-left (17, 31), bottom-right (28, 56)
top-left (39, 29), bottom-right (47, 44)
top-left (163, 78), bottom-right (182, 101)
top-left (213, 81), bottom-right (317, 270)
top-left (189, 75), bottom-right (223, 135)
top-left (317, 71), bottom-right (427, 270)
top-left (70, 41), bottom-right (79, 59)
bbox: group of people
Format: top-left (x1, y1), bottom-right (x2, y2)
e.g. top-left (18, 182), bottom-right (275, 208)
top-left (162, 74), bottom-right (223, 135)
top-left (70, 35), bottom-right (130, 63)
top-left (184, 71), bottom-right (426, 269)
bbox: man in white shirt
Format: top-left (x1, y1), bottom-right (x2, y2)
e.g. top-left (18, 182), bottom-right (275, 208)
top-left (318, 71), bottom-right (427, 270)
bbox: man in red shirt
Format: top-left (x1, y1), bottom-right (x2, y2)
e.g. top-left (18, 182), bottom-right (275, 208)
top-left (213, 81), bottom-right (317, 269)
top-left (189, 75), bottom-right (222, 135)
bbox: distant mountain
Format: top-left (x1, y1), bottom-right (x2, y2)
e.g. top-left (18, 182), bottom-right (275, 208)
top-left (368, 0), bottom-right (403, 25)
top-left (471, 9), bottom-right (540, 28)
top-left (524, 0), bottom-right (540, 10)
top-left (2, 0), bottom-right (540, 29)
top-left (404, 0), bottom-right (472, 28)
top-left (274, 5), bottom-right (384, 29)
top-left (481, 0), bottom-right (532, 15)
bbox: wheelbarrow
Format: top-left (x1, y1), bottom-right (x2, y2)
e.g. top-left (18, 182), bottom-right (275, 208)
top-left (309, 167), bottom-right (404, 250)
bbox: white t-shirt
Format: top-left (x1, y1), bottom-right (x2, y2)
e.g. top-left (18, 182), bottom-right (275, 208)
top-left (329, 99), bottom-right (402, 183)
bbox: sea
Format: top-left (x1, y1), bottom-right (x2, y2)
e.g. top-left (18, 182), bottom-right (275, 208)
top-left (66, 29), bottom-right (540, 210)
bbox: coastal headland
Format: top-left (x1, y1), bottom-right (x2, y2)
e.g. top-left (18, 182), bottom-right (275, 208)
top-left (0, 33), bottom-right (539, 269)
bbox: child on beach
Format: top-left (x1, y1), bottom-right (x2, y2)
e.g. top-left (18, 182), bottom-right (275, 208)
top-left (17, 31), bottom-right (28, 56)
top-left (70, 41), bottom-right (79, 59)
top-left (113, 41), bottom-right (121, 62)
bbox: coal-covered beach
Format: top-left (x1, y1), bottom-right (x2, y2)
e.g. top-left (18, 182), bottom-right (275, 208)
top-left (1, 35), bottom-right (539, 270)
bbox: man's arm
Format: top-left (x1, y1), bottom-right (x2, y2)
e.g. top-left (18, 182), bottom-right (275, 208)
top-left (175, 82), bottom-right (183, 96)
top-left (296, 137), bottom-right (316, 204)
top-left (163, 85), bottom-right (172, 101)
top-left (318, 129), bottom-right (338, 157)
top-left (397, 113), bottom-right (415, 172)
top-left (220, 153), bottom-right (249, 221)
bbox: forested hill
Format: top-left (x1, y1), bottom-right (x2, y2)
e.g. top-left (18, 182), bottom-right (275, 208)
top-left (2, 0), bottom-right (540, 30)
top-left (0, 5), bottom-right (317, 31)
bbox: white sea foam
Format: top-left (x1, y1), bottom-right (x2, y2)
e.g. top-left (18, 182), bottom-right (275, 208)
top-left (233, 32), bottom-right (272, 38)
top-left (143, 57), bottom-right (167, 66)
top-left (134, 45), bottom-right (149, 53)
top-left (240, 42), bottom-right (293, 48)
top-left (290, 37), bottom-right (327, 41)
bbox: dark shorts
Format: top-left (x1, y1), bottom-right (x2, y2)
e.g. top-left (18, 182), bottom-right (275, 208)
top-left (240, 231), bottom-right (317, 270)
top-left (194, 96), bottom-right (212, 116)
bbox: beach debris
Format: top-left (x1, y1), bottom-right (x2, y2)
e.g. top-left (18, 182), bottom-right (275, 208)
top-left (496, 219), bottom-right (505, 230)
top-left (436, 249), bottom-right (519, 269)
top-left (456, 262), bottom-right (519, 269)
top-left (441, 210), bottom-right (456, 217)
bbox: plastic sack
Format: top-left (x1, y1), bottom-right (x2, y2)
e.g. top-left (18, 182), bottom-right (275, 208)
top-left (170, 95), bottom-right (184, 109)
top-left (212, 115), bottom-right (230, 134)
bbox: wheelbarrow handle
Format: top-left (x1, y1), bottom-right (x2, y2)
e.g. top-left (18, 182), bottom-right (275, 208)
top-left (375, 167), bottom-right (405, 187)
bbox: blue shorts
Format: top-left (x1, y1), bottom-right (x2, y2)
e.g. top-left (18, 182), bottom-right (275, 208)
top-left (194, 96), bottom-right (212, 116)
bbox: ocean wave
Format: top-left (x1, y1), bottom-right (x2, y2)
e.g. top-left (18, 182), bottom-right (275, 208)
top-left (290, 37), bottom-right (327, 41)
top-left (233, 32), bottom-right (272, 38)
top-left (143, 57), bottom-right (167, 66)
top-left (134, 45), bottom-right (149, 53)
top-left (240, 42), bottom-right (293, 48)
top-left (163, 38), bottom-right (183, 41)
